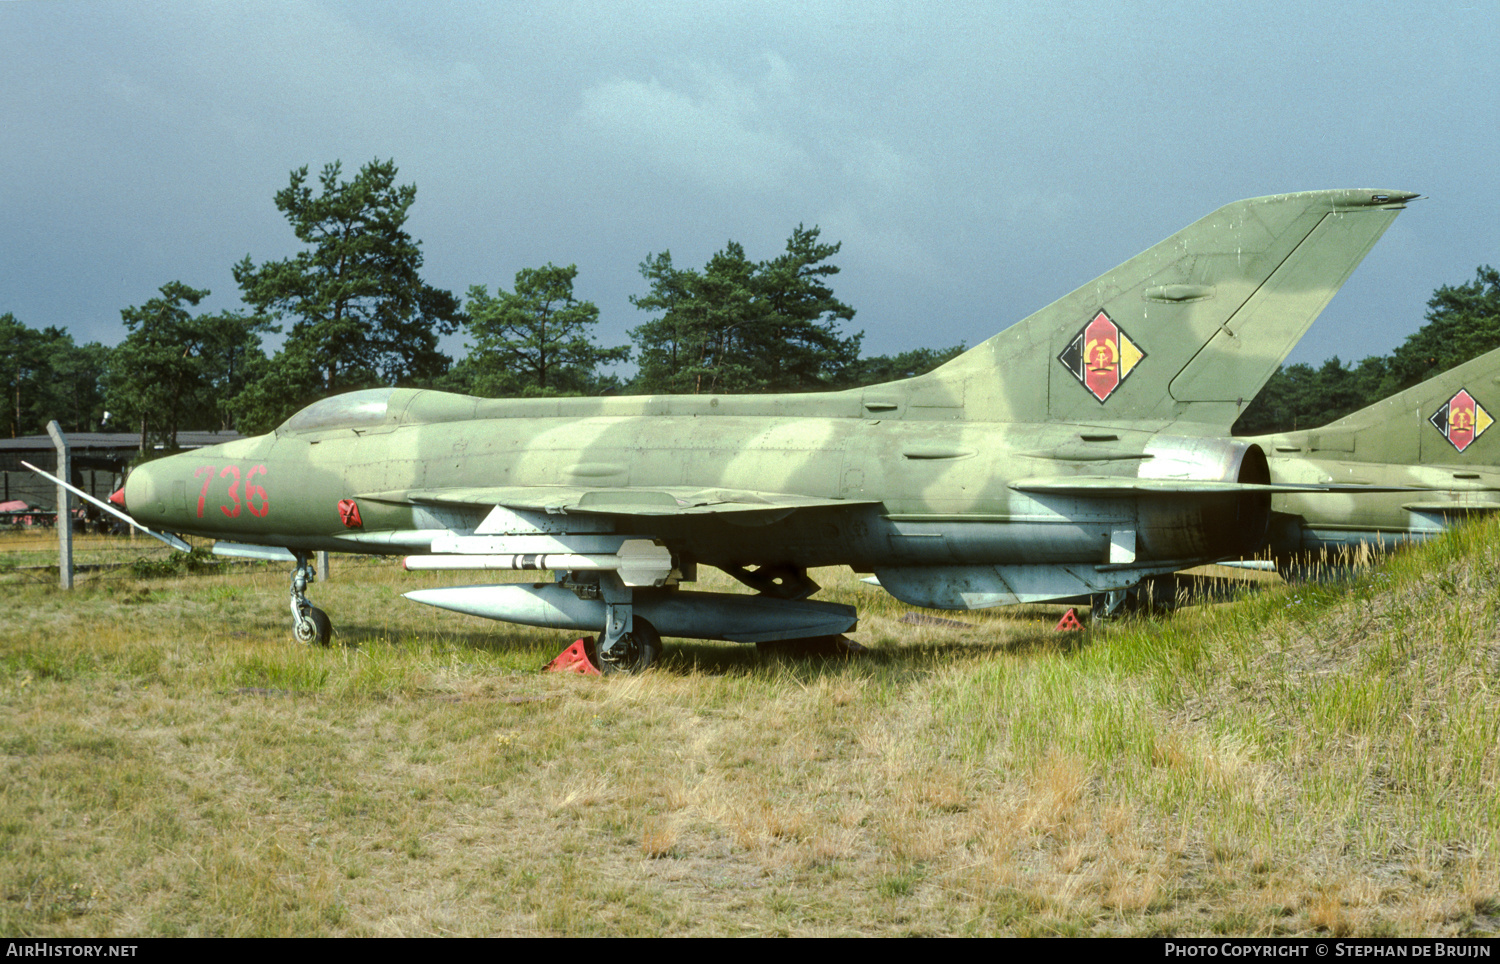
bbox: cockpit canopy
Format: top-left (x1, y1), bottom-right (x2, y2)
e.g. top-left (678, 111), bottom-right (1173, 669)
top-left (276, 388), bottom-right (395, 435)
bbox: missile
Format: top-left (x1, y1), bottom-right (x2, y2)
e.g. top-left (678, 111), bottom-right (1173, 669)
top-left (405, 537), bottom-right (674, 587)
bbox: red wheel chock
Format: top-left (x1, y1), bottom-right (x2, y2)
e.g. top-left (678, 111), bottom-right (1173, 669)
top-left (545, 637), bottom-right (601, 675)
top-left (1055, 608), bottom-right (1085, 632)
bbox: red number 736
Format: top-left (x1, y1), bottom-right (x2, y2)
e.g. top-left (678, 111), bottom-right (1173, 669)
top-left (194, 464), bottom-right (269, 518)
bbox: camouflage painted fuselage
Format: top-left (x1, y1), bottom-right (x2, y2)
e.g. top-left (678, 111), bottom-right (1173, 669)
top-left (125, 387), bottom-right (1261, 575)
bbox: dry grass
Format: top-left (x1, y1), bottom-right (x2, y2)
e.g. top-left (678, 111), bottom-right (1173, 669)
top-left (0, 526), bottom-right (1497, 936)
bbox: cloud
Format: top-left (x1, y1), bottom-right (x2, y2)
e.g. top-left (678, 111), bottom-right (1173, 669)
top-left (819, 203), bottom-right (940, 280)
top-left (571, 56), bottom-right (810, 193)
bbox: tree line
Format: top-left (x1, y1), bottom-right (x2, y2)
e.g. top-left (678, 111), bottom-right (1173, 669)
top-left (3, 158), bottom-right (1495, 449)
top-left (3, 158), bottom-right (964, 451)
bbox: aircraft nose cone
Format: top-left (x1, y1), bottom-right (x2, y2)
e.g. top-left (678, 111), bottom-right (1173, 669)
top-left (109, 487), bottom-right (126, 510)
top-left (122, 463), bottom-right (162, 525)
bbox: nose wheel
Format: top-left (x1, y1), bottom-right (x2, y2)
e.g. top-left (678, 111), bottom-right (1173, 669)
top-left (290, 553), bottom-right (333, 646)
top-left (294, 605), bottom-right (332, 646)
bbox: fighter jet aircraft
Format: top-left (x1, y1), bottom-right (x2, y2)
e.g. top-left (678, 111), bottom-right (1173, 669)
top-left (87, 188), bottom-right (1415, 670)
top-left (1250, 343), bottom-right (1500, 565)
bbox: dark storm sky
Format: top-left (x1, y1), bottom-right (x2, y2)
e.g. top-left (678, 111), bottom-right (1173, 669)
top-left (2, 0), bottom-right (1494, 372)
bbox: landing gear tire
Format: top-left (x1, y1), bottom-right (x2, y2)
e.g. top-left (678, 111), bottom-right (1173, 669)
top-left (598, 618), bottom-right (662, 675)
top-left (294, 606), bottom-right (332, 646)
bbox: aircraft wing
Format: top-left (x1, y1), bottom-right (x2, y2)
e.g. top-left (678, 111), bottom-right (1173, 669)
top-left (356, 485), bottom-right (881, 517)
top-left (359, 479), bottom-right (1410, 516)
top-left (1011, 478), bottom-right (1416, 495)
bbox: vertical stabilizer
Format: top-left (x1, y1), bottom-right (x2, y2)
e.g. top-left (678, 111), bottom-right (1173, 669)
top-left (900, 189), bottom-right (1416, 429)
top-left (1253, 345), bottom-right (1500, 466)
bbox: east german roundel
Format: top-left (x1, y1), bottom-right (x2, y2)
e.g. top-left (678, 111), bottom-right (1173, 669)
top-left (1429, 389), bottom-right (1494, 453)
top-left (1058, 311), bottom-right (1145, 403)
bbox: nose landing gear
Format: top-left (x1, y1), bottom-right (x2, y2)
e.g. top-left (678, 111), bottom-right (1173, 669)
top-left (290, 552), bottom-right (332, 646)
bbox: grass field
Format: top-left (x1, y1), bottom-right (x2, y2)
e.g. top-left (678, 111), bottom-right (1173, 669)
top-left (1, 526), bottom-right (1496, 936)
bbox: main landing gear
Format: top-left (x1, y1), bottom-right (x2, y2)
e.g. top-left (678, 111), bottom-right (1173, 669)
top-left (1090, 587), bottom-right (1132, 623)
top-left (290, 552), bottom-right (332, 646)
top-left (589, 570), bottom-right (661, 674)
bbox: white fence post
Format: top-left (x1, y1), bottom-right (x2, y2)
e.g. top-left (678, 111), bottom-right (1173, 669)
top-left (46, 420), bottom-right (73, 590)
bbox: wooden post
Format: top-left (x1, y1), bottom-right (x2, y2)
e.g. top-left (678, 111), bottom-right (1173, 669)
top-left (317, 550), bottom-right (330, 582)
top-left (47, 420), bottom-right (73, 590)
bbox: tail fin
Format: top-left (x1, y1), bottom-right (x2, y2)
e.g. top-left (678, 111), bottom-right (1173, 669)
top-left (897, 189), bottom-right (1416, 428)
top-left (1255, 346), bottom-right (1500, 466)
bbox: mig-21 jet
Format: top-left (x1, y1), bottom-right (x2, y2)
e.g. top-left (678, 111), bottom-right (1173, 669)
top-left (51, 189), bottom-right (1417, 670)
top-left (1250, 343), bottom-right (1500, 566)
